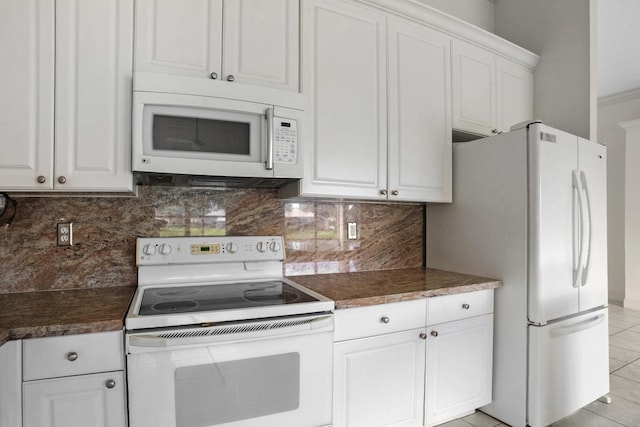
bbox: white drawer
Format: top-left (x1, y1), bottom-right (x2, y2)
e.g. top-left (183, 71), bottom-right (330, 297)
top-left (334, 299), bottom-right (427, 342)
top-left (427, 289), bottom-right (494, 325)
top-left (23, 330), bottom-right (124, 381)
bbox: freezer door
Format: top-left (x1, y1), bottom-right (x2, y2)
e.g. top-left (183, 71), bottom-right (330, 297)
top-left (528, 124), bottom-right (579, 324)
top-left (577, 138), bottom-right (608, 311)
top-left (527, 309), bottom-right (609, 427)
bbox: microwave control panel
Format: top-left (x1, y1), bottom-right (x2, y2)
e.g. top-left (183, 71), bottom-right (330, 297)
top-left (273, 118), bottom-right (297, 164)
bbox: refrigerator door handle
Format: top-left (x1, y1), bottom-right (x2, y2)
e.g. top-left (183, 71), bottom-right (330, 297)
top-left (549, 313), bottom-right (605, 338)
top-left (580, 171), bottom-right (592, 287)
top-left (572, 170), bottom-right (584, 288)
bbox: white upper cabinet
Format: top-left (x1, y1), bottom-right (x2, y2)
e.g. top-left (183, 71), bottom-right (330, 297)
top-left (0, 0), bottom-right (133, 192)
top-left (294, 0), bottom-right (451, 202)
top-left (298, 0), bottom-right (388, 200)
top-left (452, 38), bottom-right (534, 137)
top-left (0, 0), bottom-right (54, 190)
top-left (387, 18), bottom-right (452, 202)
top-left (135, 0), bottom-right (299, 92)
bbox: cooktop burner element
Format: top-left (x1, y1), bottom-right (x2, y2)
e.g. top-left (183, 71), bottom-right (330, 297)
top-left (126, 236), bottom-right (334, 330)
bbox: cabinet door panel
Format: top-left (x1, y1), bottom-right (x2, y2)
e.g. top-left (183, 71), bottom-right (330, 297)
top-left (223, 0), bottom-right (298, 91)
top-left (135, 0), bottom-right (223, 77)
top-left (23, 371), bottom-right (127, 427)
top-left (55, 0), bottom-right (133, 191)
top-left (426, 314), bottom-right (493, 426)
top-left (387, 18), bottom-right (451, 202)
top-left (301, 0), bottom-right (387, 199)
top-left (452, 40), bottom-right (495, 136)
top-left (334, 330), bottom-right (426, 427)
top-left (0, 0), bottom-right (54, 190)
top-left (497, 58), bottom-right (534, 132)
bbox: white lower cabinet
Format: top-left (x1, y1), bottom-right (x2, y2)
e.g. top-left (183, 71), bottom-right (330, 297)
top-left (21, 331), bottom-right (127, 427)
top-left (333, 290), bottom-right (494, 427)
top-left (425, 314), bottom-right (493, 426)
top-left (23, 371), bottom-right (126, 427)
top-left (334, 329), bottom-right (426, 427)
top-left (0, 340), bottom-right (22, 427)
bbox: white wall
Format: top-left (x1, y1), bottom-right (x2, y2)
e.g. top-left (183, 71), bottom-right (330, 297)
top-left (413, 0), bottom-right (495, 32)
top-left (598, 90), bottom-right (640, 304)
top-left (494, 0), bottom-right (595, 140)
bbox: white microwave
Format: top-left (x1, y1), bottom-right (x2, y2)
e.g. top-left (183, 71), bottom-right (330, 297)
top-left (132, 73), bottom-right (303, 181)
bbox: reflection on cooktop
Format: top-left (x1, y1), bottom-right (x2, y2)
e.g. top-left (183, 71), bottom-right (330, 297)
top-left (138, 281), bottom-right (318, 316)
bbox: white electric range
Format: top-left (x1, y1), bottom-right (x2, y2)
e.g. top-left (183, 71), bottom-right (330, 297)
top-left (125, 236), bottom-right (334, 427)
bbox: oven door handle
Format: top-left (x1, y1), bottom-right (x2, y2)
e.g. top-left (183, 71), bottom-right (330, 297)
top-left (128, 314), bottom-right (334, 349)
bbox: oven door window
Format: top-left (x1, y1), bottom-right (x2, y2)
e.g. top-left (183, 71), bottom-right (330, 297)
top-left (142, 105), bottom-right (263, 162)
top-left (175, 353), bottom-right (300, 427)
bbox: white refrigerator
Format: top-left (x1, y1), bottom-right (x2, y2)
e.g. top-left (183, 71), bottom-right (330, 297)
top-left (426, 121), bottom-right (609, 427)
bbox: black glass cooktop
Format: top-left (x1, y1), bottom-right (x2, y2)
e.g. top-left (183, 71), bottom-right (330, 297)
top-left (138, 281), bottom-right (319, 316)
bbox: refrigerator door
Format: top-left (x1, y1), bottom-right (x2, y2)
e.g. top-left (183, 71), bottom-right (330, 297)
top-left (577, 138), bottom-right (608, 311)
top-left (527, 308), bottom-right (609, 427)
top-left (528, 123), bottom-right (579, 324)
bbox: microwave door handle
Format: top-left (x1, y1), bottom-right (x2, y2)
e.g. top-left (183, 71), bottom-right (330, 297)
top-left (266, 108), bottom-right (274, 170)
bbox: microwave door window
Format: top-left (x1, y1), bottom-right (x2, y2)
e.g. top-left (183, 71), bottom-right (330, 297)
top-left (153, 115), bottom-right (251, 156)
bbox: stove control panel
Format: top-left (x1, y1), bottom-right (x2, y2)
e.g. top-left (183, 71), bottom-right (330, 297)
top-left (137, 236), bottom-right (285, 266)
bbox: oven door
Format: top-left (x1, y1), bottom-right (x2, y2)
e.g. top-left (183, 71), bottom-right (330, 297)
top-left (126, 314), bottom-right (333, 427)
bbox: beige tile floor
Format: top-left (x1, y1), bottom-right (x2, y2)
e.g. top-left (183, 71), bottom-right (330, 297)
top-left (442, 304), bottom-right (640, 427)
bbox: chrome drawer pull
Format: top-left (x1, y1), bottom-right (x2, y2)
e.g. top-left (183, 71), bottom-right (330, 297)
top-left (66, 352), bottom-right (78, 362)
top-left (431, 330), bottom-right (439, 337)
top-left (462, 303), bottom-right (470, 310)
top-left (380, 316), bottom-right (390, 324)
top-left (105, 379), bottom-right (116, 389)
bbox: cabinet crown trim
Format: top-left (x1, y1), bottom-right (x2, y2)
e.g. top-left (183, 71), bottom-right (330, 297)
top-left (357, 0), bottom-right (540, 69)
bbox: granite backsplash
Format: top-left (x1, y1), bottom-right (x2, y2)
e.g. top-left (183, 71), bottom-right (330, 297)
top-left (0, 186), bottom-right (425, 294)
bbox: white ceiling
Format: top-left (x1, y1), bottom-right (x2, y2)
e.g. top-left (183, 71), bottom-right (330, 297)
top-left (597, 0), bottom-right (640, 98)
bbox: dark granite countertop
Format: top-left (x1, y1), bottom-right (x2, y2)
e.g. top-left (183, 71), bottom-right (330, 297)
top-left (0, 268), bottom-right (500, 346)
top-left (0, 287), bottom-right (135, 346)
top-left (292, 268), bottom-right (501, 309)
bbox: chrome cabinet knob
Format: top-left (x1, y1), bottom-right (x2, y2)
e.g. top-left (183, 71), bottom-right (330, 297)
top-left (227, 74), bottom-right (235, 82)
top-left (37, 175), bottom-right (46, 183)
top-left (462, 303), bottom-right (470, 309)
top-left (66, 352), bottom-right (78, 362)
top-left (380, 189), bottom-right (387, 196)
top-left (210, 72), bottom-right (218, 79)
top-left (380, 316), bottom-right (390, 324)
top-left (492, 129), bottom-right (499, 134)
top-left (57, 176), bottom-right (66, 184)
top-left (391, 190), bottom-right (399, 196)
top-left (431, 330), bottom-right (439, 337)
top-left (105, 379), bottom-right (116, 389)
top-left (419, 333), bottom-right (427, 340)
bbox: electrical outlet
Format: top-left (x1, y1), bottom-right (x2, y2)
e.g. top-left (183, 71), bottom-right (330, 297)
top-left (348, 222), bottom-right (357, 240)
top-left (57, 222), bottom-right (73, 246)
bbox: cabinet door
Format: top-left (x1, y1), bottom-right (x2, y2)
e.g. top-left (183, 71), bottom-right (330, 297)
top-left (425, 314), bottom-right (493, 426)
top-left (334, 330), bottom-right (426, 427)
top-left (0, 341), bottom-right (22, 427)
top-left (0, 0), bottom-right (54, 190)
top-left (452, 40), bottom-right (496, 136)
top-left (55, 0), bottom-right (133, 191)
top-left (23, 371), bottom-right (127, 427)
top-left (387, 18), bottom-right (451, 202)
top-left (223, 0), bottom-right (299, 91)
top-left (134, 0), bottom-right (223, 78)
top-left (497, 58), bottom-right (534, 133)
top-left (300, 0), bottom-right (388, 199)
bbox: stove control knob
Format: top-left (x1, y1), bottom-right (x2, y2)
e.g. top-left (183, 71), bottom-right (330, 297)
top-left (226, 242), bottom-right (238, 254)
top-left (142, 244), bottom-right (156, 256)
top-left (158, 244), bottom-right (172, 256)
top-left (269, 241), bottom-right (281, 252)
top-left (256, 242), bottom-right (268, 253)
